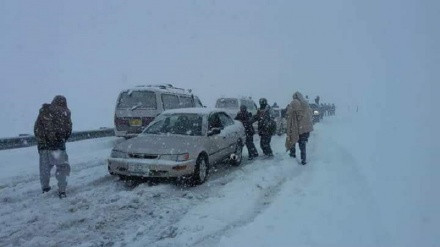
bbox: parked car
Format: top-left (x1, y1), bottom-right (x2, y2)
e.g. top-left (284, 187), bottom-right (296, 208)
top-left (309, 103), bottom-right (321, 124)
top-left (108, 108), bottom-right (246, 185)
top-left (114, 84), bottom-right (204, 138)
top-left (215, 97), bottom-right (258, 118)
top-left (215, 97), bottom-right (259, 130)
top-left (272, 107), bottom-right (286, 135)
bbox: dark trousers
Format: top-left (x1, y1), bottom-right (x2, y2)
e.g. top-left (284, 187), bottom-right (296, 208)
top-left (246, 135), bottom-right (259, 157)
top-left (290, 132), bottom-right (310, 161)
top-left (260, 134), bottom-right (273, 155)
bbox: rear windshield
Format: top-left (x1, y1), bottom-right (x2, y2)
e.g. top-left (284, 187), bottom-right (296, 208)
top-left (117, 91), bottom-right (157, 109)
top-left (216, 98), bottom-right (239, 109)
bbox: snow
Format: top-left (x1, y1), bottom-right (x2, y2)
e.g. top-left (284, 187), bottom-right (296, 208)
top-left (0, 0), bottom-right (437, 246)
top-left (1, 113), bottom-right (437, 247)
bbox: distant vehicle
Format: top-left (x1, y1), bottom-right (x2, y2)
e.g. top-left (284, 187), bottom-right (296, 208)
top-left (215, 97), bottom-right (258, 118)
top-left (108, 108), bottom-right (246, 185)
top-left (114, 84), bottom-right (204, 138)
top-left (272, 107), bottom-right (286, 135)
top-left (309, 103), bottom-right (320, 124)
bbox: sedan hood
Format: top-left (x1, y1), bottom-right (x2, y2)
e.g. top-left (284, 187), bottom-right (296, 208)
top-left (115, 134), bottom-right (201, 155)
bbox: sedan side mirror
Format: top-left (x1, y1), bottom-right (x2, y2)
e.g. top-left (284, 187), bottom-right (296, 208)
top-left (208, 128), bottom-right (221, 136)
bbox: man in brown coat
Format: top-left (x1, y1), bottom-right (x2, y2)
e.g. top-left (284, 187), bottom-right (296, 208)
top-left (285, 92), bottom-right (314, 165)
top-left (34, 95), bottom-right (72, 198)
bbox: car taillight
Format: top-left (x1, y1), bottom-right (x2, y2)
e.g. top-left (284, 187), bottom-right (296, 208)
top-left (114, 116), bottom-right (128, 125)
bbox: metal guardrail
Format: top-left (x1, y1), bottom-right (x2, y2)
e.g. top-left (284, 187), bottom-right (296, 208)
top-left (0, 128), bottom-right (115, 151)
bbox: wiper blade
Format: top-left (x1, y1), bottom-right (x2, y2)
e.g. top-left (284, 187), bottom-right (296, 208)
top-left (130, 104), bottom-right (143, 111)
top-left (145, 131), bottom-right (162, 135)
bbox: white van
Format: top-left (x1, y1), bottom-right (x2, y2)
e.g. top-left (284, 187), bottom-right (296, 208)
top-left (114, 84), bottom-right (204, 138)
top-left (215, 97), bottom-right (258, 118)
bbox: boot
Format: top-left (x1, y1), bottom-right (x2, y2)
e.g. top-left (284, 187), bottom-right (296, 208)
top-left (42, 187), bottom-right (51, 194)
top-left (59, 192), bottom-right (67, 199)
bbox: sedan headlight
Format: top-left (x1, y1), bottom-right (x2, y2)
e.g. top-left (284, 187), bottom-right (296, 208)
top-left (313, 110), bottom-right (319, 115)
top-left (111, 150), bottom-right (127, 158)
top-left (160, 153), bottom-right (190, 162)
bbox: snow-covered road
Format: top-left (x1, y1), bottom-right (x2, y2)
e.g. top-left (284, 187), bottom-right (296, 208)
top-left (1, 117), bottom-right (384, 247)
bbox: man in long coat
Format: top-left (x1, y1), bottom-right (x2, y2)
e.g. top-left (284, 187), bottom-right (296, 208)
top-left (285, 92), bottom-right (314, 165)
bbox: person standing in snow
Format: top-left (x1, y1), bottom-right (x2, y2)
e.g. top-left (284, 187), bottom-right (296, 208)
top-left (235, 105), bottom-right (259, 160)
top-left (315, 96), bottom-right (320, 105)
top-left (34, 95), bottom-right (72, 198)
top-left (285, 92), bottom-right (314, 165)
top-left (253, 98), bottom-right (274, 157)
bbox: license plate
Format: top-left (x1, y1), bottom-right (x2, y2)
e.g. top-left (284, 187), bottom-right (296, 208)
top-left (128, 164), bottom-right (150, 174)
top-left (130, 119), bottom-right (142, 126)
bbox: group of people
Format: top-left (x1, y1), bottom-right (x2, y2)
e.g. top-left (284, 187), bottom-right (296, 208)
top-left (234, 98), bottom-right (274, 160)
top-left (235, 91), bottom-right (314, 165)
top-left (321, 103), bottom-right (336, 116)
top-left (33, 92), bottom-right (315, 198)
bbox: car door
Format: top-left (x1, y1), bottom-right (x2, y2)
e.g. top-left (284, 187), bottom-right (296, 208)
top-left (218, 112), bottom-right (237, 155)
top-left (206, 113), bottom-right (228, 162)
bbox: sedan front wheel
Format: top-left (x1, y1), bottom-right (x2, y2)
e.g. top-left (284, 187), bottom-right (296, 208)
top-left (230, 140), bottom-right (243, 166)
top-left (191, 154), bottom-right (209, 185)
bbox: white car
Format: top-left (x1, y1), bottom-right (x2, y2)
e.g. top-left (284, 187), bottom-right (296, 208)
top-left (108, 108), bottom-right (246, 185)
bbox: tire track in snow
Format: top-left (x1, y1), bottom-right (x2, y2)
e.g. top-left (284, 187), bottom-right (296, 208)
top-left (148, 135), bottom-right (314, 247)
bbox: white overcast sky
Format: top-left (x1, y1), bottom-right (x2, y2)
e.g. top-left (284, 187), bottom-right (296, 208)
top-left (0, 0), bottom-right (437, 136)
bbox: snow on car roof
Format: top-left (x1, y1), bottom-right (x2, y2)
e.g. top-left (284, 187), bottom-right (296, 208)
top-left (162, 108), bottom-right (224, 115)
top-left (120, 84), bottom-right (193, 95)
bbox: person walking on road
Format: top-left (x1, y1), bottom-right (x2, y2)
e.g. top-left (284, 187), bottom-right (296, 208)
top-left (285, 92), bottom-right (314, 165)
top-left (34, 95), bottom-right (72, 198)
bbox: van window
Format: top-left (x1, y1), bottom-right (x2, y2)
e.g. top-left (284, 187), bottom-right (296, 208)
top-left (216, 98), bottom-right (239, 109)
top-left (117, 91), bottom-right (157, 109)
top-left (162, 94), bottom-right (180, 110)
top-left (179, 96), bottom-right (194, 108)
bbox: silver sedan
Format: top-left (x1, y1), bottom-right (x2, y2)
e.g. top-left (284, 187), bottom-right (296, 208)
top-left (108, 108), bottom-right (246, 185)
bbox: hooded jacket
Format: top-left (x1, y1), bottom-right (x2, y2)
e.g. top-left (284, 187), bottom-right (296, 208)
top-left (235, 108), bottom-right (255, 137)
top-left (34, 96), bottom-right (72, 151)
top-left (285, 92), bottom-right (313, 150)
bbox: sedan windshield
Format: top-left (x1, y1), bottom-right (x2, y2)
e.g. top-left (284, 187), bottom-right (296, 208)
top-left (143, 114), bottom-right (203, 136)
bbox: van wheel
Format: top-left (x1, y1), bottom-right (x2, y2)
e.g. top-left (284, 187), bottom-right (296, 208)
top-left (191, 155), bottom-right (209, 185)
top-left (230, 140), bottom-right (243, 166)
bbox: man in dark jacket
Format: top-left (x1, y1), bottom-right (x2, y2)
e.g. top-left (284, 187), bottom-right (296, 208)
top-left (34, 95), bottom-right (72, 198)
top-left (254, 98), bottom-right (274, 157)
top-left (235, 105), bottom-right (259, 160)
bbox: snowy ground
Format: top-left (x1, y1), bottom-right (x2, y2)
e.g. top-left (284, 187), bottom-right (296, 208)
top-left (0, 115), bottom-right (435, 247)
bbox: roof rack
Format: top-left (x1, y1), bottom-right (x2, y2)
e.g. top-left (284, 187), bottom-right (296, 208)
top-left (135, 84), bottom-right (189, 93)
